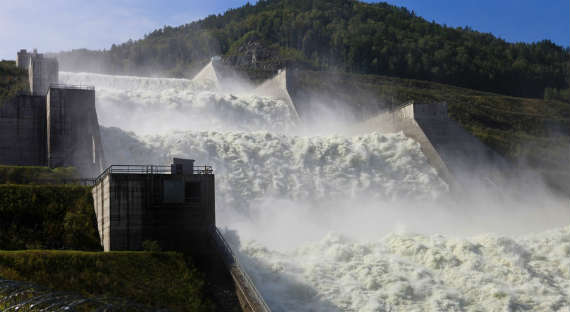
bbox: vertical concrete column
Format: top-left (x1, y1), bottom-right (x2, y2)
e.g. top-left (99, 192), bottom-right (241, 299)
top-left (47, 87), bottom-right (105, 177)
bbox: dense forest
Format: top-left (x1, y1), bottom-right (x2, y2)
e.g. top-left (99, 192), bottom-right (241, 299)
top-left (56, 0), bottom-right (568, 99)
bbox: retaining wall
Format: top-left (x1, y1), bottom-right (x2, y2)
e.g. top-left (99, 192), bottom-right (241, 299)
top-left (0, 95), bottom-right (47, 166)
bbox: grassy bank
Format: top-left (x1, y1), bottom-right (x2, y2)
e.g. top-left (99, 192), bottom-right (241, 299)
top-left (0, 184), bottom-right (101, 250)
top-left (0, 250), bottom-right (213, 311)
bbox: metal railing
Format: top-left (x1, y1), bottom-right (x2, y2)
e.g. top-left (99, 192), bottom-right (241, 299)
top-left (212, 228), bottom-right (272, 312)
top-left (49, 83), bottom-right (95, 91)
top-left (94, 164), bottom-right (214, 185)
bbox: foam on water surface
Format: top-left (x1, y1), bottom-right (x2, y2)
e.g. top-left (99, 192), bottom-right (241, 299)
top-left (63, 68), bottom-right (570, 312)
top-left (60, 71), bottom-right (298, 134)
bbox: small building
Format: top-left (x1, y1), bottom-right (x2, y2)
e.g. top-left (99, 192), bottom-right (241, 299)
top-left (16, 49), bottom-right (31, 69)
top-left (91, 158), bottom-right (215, 252)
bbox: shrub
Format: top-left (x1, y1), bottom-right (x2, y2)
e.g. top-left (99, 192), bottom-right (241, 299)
top-left (0, 185), bottom-right (101, 250)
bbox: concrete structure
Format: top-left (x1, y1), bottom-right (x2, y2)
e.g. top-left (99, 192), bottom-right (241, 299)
top-left (92, 159), bottom-right (216, 252)
top-left (91, 159), bottom-right (272, 311)
top-left (1, 50), bottom-right (104, 177)
top-left (0, 87), bottom-right (105, 177)
top-left (0, 94), bottom-right (47, 166)
top-left (16, 49), bottom-right (31, 70)
top-left (350, 101), bottom-right (508, 191)
top-left (29, 52), bottom-right (59, 96)
top-left (47, 85), bottom-right (105, 177)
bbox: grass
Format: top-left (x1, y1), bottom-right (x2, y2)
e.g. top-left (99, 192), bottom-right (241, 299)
top-left (0, 250), bottom-right (214, 311)
top-left (0, 183), bottom-right (217, 311)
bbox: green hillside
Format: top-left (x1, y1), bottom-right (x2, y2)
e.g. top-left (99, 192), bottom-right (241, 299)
top-left (56, 0), bottom-right (568, 99)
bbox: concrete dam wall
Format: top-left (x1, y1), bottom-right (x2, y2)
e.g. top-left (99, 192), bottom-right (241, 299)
top-left (0, 50), bottom-right (106, 178)
top-left (348, 101), bottom-right (508, 190)
top-left (283, 70), bottom-right (507, 190)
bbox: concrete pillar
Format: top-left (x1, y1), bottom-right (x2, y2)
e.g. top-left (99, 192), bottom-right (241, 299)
top-left (47, 86), bottom-right (105, 177)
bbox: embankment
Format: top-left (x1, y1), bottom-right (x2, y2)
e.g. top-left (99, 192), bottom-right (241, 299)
top-left (0, 250), bottom-right (213, 311)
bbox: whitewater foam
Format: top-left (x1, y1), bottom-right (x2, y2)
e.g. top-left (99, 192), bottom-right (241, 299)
top-left (237, 226), bottom-right (570, 312)
top-left (63, 69), bottom-right (570, 312)
top-left (60, 71), bottom-right (298, 134)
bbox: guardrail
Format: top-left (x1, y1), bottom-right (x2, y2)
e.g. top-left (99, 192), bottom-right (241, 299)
top-left (93, 164), bottom-right (214, 185)
top-left (212, 228), bottom-right (272, 312)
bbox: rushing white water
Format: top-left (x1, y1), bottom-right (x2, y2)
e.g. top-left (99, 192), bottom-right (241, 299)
top-left (237, 226), bottom-right (570, 312)
top-left (60, 69), bottom-right (298, 134)
top-left (63, 67), bottom-right (570, 312)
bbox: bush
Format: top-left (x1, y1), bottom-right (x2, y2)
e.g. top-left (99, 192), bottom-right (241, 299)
top-left (0, 185), bottom-right (101, 250)
top-left (142, 240), bottom-right (162, 252)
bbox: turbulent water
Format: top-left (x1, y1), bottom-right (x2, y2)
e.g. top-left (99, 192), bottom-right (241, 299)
top-left (60, 69), bottom-right (298, 134)
top-left (61, 68), bottom-right (570, 312)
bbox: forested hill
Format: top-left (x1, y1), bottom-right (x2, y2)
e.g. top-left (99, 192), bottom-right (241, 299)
top-left (56, 0), bottom-right (568, 99)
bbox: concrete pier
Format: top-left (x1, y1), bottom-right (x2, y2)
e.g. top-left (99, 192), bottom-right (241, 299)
top-left (47, 85), bottom-right (105, 177)
top-left (349, 101), bottom-right (507, 190)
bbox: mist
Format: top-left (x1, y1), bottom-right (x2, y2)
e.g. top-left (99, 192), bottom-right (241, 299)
top-left (63, 63), bottom-right (570, 311)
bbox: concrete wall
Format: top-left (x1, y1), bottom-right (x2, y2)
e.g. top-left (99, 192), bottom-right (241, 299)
top-left (0, 95), bottom-right (47, 166)
top-left (415, 117), bottom-right (507, 187)
top-left (92, 174), bottom-right (111, 251)
top-left (285, 70), bottom-right (389, 123)
top-left (348, 102), bottom-right (507, 191)
top-left (93, 172), bottom-right (216, 252)
top-left (29, 55), bottom-right (58, 96)
top-left (413, 102), bottom-right (448, 119)
top-left (47, 86), bottom-right (105, 177)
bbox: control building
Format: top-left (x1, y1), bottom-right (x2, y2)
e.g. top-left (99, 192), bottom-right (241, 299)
top-left (92, 158), bottom-right (215, 252)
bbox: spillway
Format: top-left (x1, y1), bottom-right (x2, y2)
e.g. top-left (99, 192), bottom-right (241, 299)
top-left (61, 67), bottom-right (570, 312)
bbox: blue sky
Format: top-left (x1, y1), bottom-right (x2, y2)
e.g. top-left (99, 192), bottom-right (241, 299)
top-left (0, 0), bottom-right (568, 60)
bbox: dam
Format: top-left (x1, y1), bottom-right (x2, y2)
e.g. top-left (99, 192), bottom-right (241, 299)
top-left (0, 50), bottom-right (105, 177)
top-left (55, 62), bottom-right (570, 311)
